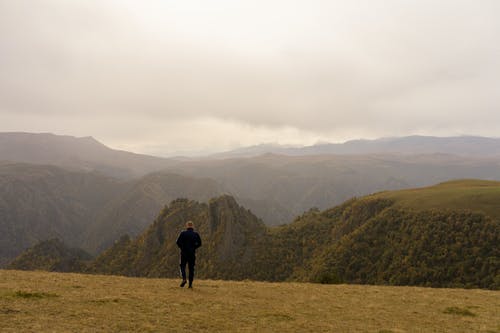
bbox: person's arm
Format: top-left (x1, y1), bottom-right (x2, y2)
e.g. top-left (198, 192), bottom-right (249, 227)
top-left (176, 232), bottom-right (183, 249)
top-left (195, 233), bottom-right (202, 249)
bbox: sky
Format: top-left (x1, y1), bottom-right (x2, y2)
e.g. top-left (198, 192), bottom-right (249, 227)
top-left (1, 0), bottom-right (499, 156)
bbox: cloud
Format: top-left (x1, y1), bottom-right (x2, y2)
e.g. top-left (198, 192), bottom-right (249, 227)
top-left (1, 0), bottom-right (499, 153)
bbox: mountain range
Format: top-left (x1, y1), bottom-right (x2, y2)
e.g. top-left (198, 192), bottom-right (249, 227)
top-left (2, 132), bottom-right (500, 269)
top-left (0, 132), bottom-right (175, 178)
top-left (212, 135), bottom-right (500, 158)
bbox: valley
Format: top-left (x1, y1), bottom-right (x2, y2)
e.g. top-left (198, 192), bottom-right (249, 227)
top-left (1, 133), bottom-right (499, 291)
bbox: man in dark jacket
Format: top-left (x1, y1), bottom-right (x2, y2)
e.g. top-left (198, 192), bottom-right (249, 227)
top-left (176, 221), bottom-right (202, 288)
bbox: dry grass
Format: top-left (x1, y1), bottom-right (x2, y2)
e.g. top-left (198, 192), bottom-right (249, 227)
top-left (0, 270), bottom-right (499, 332)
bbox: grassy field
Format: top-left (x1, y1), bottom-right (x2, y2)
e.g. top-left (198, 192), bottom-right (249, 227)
top-left (373, 179), bottom-right (500, 220)
top-left (0, 270), bottom-right (499, 332)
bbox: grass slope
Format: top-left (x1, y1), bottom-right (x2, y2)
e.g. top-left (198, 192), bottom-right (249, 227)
top-left (1, 270), bottom-right (499, 333)
top-left (373, 179), bottom-right (500, 219)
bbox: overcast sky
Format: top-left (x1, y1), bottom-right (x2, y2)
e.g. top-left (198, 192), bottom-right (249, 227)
top-left (1, 0), bottom-right (499, 156)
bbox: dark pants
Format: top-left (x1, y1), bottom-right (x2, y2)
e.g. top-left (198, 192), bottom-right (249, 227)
top-left (180, 252), bottom-right (196, 284)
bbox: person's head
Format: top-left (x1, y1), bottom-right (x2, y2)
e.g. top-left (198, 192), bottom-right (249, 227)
top-left (185, 221), bottom-right (194, 230)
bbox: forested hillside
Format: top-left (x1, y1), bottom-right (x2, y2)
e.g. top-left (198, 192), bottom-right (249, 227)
top-left (58, 180), bottom-right (499, 289)
top-left (0, 163), bottom-right (223, 265)
top-left (0, 163), bottom-right (124, 266)
top-left (7, 239), bottom-right (91, 272)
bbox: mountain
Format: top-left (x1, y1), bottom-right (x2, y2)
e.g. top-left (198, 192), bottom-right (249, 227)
top-left (4, 154), bottom-right (500, 267)
top-left (82, 172), bottom-right (224, 253)
top-left (0, 163), bottom-right (224, 265)
top-left (164, 153), bottom-right (500, 224)
top-left (3, 132), bottom-right (500, 227)
top-left (3, 132), bottom-right (500, 267)
top-left (308, 180), bottom-right (500, 288)
top-left (0, 162), bottom-right (124, 266)
top-left (0, 132), bottom-right (176, 178)
top-left (8, 238), bottom-right (91, 272)
top-left (90, 196), bottom-right (267, 279)
top-left (78, 180), bottom-right (499, 289)
top-left (213, 136), bottom-right (500, 158)
top-left (210, 143), bottom-right (300, 158)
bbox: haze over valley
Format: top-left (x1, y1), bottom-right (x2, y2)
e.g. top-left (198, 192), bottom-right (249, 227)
top-left (1, 1), bottom-right (499, 331)
top-left (1, 132), bottom-right (500, 275)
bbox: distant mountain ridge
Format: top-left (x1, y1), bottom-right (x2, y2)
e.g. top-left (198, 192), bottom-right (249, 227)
top-left (3, 132), bottom-right (500, 165)
top-left (0, 132), bottom-right (175, 178)
top-left (212, 135), bottom-right (500, 158)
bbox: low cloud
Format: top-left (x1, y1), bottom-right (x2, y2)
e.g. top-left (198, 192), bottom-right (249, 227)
top-left (1, 0), bottom-right (499, 153)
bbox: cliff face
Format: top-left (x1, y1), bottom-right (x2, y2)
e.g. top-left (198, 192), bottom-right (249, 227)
top-left (207, 195), bottom-right (265, 263)
top-left (90, 196), bottom-right (267, 280)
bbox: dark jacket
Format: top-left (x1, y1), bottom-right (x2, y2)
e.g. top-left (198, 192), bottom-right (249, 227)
top-left (176, 228), bottom-right (202, 256)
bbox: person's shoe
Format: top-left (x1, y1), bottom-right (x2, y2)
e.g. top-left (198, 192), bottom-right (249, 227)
top-left (180, 280), bottom-right (187, 287)
top-left (188, 284), bottom-right (193, 289)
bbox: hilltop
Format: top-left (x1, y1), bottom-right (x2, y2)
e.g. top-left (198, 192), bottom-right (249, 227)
top-left (0, 270), bottom-right (498, 332)
top-left (372, 179), bottom-right (500, 220)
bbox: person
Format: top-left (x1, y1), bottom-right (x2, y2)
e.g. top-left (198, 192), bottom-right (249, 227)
top-left (176, 221), bottom-right (202, 288)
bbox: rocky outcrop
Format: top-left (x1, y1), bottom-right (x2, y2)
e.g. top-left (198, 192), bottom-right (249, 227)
top-left (89, 195), bottom-right (267, 280)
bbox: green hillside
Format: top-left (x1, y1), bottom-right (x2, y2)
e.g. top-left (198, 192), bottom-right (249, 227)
top-left (311, 206), bottom-right (498, 288)
top-left (305, 180), bottom-right (500, 288)
top-left (1, 270), bottom-right (499, 333)
top-left (373, 179), bottom-right (500, 220)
